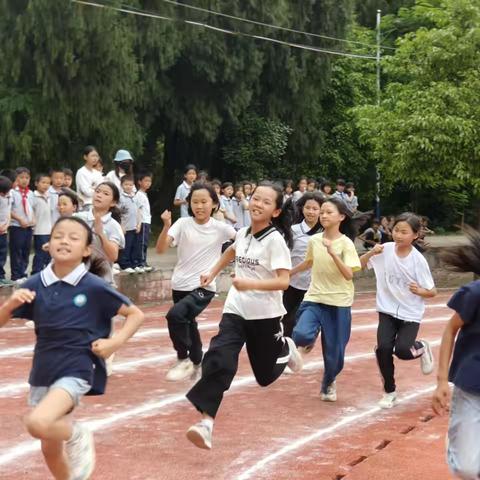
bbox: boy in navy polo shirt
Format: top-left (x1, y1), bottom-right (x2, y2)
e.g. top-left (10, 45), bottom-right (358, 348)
top-left (433, 230), bottom-right (480, 479)
top-left (0, 216), bottom-right (144, 480)
top-left (0, 175), bottom-right (13, 287)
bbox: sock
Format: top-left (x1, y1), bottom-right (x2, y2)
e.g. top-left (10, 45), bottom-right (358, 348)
top-left (68, 423), bottom-right (80, 443)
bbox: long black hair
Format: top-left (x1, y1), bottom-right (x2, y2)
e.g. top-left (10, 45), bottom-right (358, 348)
top-left (51, 217), bottom-right (109, 278)
top-left (442, 226), bottom-right (480, 276)
top-left (96, 181), bottom-right (122, 223)
top-left (294, 192), bottom-right (324, 234)
top-left (255, 181), bottom-right (293, 248)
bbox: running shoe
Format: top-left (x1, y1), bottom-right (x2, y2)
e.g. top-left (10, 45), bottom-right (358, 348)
top-left (122, 267), bottom-right (136, 274)
top-left (378, 392), bottom-right (398, 409)
top-left (320, 381), bottom-right (337, 402)
top-left (166, 359), bottom-right (195, 381)
top-left (285, 337), bottom-right (303, 373)
top-left (420, 340), bottom-right (434, 375)
top-left (0, 278), bottom-right (14, 288)
top-left (135, 266), bottom-right (145, 274)
top-left (187, 421), bottom-right (212, 450)
top-left (66, 423), bottom-right (95, 480)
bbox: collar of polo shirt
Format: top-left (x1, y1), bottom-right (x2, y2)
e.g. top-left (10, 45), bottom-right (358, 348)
top-left (41, 262), bottom-right (88, 287)
top-left (85, 210), bottom-right (112, 224)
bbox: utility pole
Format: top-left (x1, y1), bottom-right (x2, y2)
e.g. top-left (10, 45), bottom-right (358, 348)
top-left (375, 9), bottom-right (381, 219)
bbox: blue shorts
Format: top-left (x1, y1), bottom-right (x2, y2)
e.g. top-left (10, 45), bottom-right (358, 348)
top-left (29, 377), bottom-right (91, 407)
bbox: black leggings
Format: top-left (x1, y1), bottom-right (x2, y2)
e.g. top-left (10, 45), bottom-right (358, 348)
top-left (375, 313), bottom-right (425, 393)
top-left (187, 313), bottom-right (290, 418)
top-left (166, 288), bottom-right (215, 365)
top-left (281, 285), bottom-right (306, 338)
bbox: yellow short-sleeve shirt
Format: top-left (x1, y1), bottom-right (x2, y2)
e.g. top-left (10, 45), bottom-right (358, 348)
top-left (304, 233), bottom-right (361, 307)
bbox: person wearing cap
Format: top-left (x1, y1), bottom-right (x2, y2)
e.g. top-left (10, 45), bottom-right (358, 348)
top-left (75, 146), bottom-right (104, 211)
top-left (105, 150), bottom-right (135, 192)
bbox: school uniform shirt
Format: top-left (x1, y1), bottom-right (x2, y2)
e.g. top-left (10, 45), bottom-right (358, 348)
top-left (119, 192), bottom-right (138, 231)
top-left (134, 190), bottom-right (151, 224)
top-left (32, 191), bottom-right (52, 236)
top-left (367, 242), bottom-right (435, 322)
top-left (232, 199), bottom-right (251, 230)
top-left (75, 166), bottom-right (104, 207)
top-left (223, 226), bottom-right (292, 320)
top-left (12, 262), bottom-right (131, 395)
top-left (0, 191), bottom-right (12, 228)
top-left (220, 195), bottom-right (235, 226)
top-left (10, 187), bottom-right (35, 227)
top-left (168, 217), bottom-right (235, 292)
top-left (289, 221), bottom-right (319, 291)
top-left (105, 171), bottom-right (137, 194)
top-left (174, 181), bottom-right (192, 218)
top-left (292, 190), bottom-right (304, 202)
top-left (304, 233), bottom-right (361, 307)
top-left (48, 186), bottom-right (63, 224)
top-left (447, 281), bottom-right (480, 393)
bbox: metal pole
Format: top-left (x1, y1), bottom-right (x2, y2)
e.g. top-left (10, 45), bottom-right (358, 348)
top-left (375, 9), bottom-right (381, 219)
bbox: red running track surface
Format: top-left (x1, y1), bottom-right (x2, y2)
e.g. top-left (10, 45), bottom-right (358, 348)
top-left (0, 293), bottom-right (455, 479)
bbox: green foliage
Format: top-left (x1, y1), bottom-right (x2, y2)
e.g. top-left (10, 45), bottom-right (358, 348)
top-left (222, 113), bottom-right (292, 180)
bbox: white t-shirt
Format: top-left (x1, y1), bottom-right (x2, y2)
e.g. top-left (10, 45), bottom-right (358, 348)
top-left (75, 166), bottom-right (104, 207)
top-left (368, 242), bottom-right (435, 322)
top-left (174, 181), bottom-right (191, 218)
top-left (223, 226), bottom-right (292, 320)
top-left (168, 217), bottom-right (236, 292)
top-left (134, 190), bottom-right (151, 224)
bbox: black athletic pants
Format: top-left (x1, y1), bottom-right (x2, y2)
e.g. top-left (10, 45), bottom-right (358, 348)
top-left (375, 313), bottom-right (425, 393)
top-left (281, 285), bottom-right (306, 338)
top-left (187, 313), bottom-right (290, 418)
top-left (166, 288), bottom-right (215, 365)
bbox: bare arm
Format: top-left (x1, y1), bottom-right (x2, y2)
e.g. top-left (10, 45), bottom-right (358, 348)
top-left (93, 216), bottom-right (120, 262)
top-left (233, 268), bottom-right (290, 291)
top-left (200, 247), bottom-right (236, 287)
top-left (290, 259), bottom-right (313, 276)
top-left (360, 244), bottom-right (384, 269)
top-left (0, 290), bottom-right (36, 327)
top-left (155, 210), bottom-right (173, 254)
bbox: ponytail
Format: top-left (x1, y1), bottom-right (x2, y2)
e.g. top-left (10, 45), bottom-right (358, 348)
top-left (441, 226), bottom-right (480, 276)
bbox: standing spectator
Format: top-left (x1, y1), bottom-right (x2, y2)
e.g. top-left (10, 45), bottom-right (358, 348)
top-left (31, 174), bottom-right (52, 275)
top-left (105, 150), bottom-right (134, 192)
top-left (63, 168), bottom-right (74, 189)
top-left (332, 179), bottom-right (348, 203)
top-left (9, 167), bottom-right (35, 283)
top-left (292, 177), bottom-right (308, 202)
top-left (232, 184), bottom-right (250, 230)
top-left (75, 146), bottom-right (104, 210)
top-left (174, 164), bottom-right (198, 218)
top-left (48, 168), bottom-right (65, 224)
top-left (242, 181), bottom-right (253, 200)
top-left (380, 216), bottom-right (392, 243)
top-left (118, 176), bottom-right (140, 273)
top-left (307, 178), bottom-right (317, 193)
top-left (320, 181), bottom-right (333, 198)
top-left (197, 170), bottom-right (209, 183)
top-left (220, 182), bottom-right (236, 226)
top-left (0, 176), bottom-right (13, 287)
top-left (133, 172), bottom-right (153, 273)
top-left (283, 179), bottom-right (294, 204)
top-left (359, 220), bottom-right (382, 250)
top-left (345, 182), bottom-right (359, 213)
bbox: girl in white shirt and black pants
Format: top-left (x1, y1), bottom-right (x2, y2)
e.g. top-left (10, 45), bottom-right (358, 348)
top-left (156, 183), bottom-right (236, 382)
top-left (186, 182), bottom-right (303, 450)
top-left (360, 213), bottom-right (437, 409)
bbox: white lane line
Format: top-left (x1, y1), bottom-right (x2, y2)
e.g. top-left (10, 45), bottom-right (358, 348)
top-left (0, 339), bottom-right (441, 467)
top-left (0, 346), bottom-right (33, 358)
top-left (0, 317), bottom-right (448, 397)
top-left (235, 384), bottom-right (437, 480)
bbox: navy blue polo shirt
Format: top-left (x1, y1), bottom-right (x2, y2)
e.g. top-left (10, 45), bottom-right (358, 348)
top-left (448, 280), bottom-right (480, 394)
top-left (13, 262), bottom-right (131, 395)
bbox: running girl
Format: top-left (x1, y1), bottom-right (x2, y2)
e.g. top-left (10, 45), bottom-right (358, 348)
top-left (156, 182), bottom-right (236, 381)
top-left (282, 192), bottom-right (323, 338)
top-left (432, 228), bottom-right (480, 479)
top-left (0, 217), bottom-right (144, 480)
top-left (186, 181), bottom-right (303, 450)
top-left (360, 213), bottom-right (436, 409)
top-left (291, 197), bottom-right (361, 402)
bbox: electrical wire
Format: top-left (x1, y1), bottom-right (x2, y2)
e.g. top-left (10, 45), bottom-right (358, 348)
top-left (71, 0), bottom-right (378, 60)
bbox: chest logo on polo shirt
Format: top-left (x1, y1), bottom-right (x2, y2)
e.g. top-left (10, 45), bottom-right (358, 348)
top-left (73, 294), bottom-right (87, 308)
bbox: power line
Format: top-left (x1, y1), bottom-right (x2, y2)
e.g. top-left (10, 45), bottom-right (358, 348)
top-left (156, 0), bottom-right (396, 51)
top-left (71, 0), bottom-right (378, 60)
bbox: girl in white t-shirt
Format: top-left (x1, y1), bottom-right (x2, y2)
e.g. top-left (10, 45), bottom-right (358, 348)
top-left (360, 212), bottom-right (437, 409)
top-left (282, 192), bottom-right (324, 338)
top-left (185, 182), bottom-right (304, 450)
top-left (156, 182), bottom-right (236, 382)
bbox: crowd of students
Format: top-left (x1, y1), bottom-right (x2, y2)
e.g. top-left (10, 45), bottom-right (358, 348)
top-left (0, 154), bottom-right (478, 480)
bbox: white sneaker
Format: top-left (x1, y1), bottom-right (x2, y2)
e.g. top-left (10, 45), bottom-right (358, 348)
top-left (135, 266), bottom-right (145, 274)
top-left (285, 337), bottom-right (303, 373)
top-left (320, 381), bottom-right (337, 402)
top-left (143, 265), bottom-right (153, 272)
top-left (186, 421), bottom-right (212, 450)
top-left (105, 353), bottom-right (115, 377)
top-left (166, 359), bottom-right (195, 381)
top-left (420, 340), bottom-right (434, 375)
top-left (123, 267), bottom-right (135, 274)
top-left (283, 366), bottom-right (294, 375)
top-left (112, 267), bottom-right (120, 276)
top-left (25, 320), bottom-right (35, 329)
top-left (66, 423), bottom-right (95, 480)
top-left (378, 392), bottom-right (398, 409)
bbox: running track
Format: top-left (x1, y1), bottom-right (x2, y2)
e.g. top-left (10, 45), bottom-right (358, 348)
top-left (0, 293), bottom-right (455, 479)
